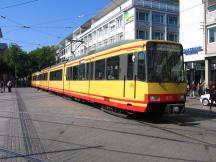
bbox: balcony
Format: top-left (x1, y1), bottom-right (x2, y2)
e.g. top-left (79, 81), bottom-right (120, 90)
top-left (167, 24), bottom-right (179, 32)
top-left (134, 0), bottom-right (179, 13)
top-left (136, 21), bottom-right (150, 29)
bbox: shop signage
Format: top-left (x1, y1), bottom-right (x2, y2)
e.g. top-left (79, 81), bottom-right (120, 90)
top-left (124, 11), bottom-right (134, 24)
top-left (183, 46), bottom-right (203, 55)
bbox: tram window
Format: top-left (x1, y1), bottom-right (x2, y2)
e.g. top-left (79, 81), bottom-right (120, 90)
top-left (66, 67), bottom-right (73, 80)
top-left (127, 54), bottom-right (135, 80)
top-left (44, 73), bottom-right (48, 80)
top-left (66, 68), bottom-right (69, 80)
top-left (137, 52), bottom-right (146, 81)
top-left (106, 56), bottom-right (119, 80)
top-left (58, 70), bottom-right (62, 80)
top-left (40, 73), bottom-right (47, 80)
top-left (50, 72), bottom-right (53, 80)
top-left (95, 59), bottom-right (105, 80)
top-left (79, 64), bottom-right (86, 80)
top-left (50, 70), bottom-right (62, 81)
top-left (73, 66), bottom-right (78, 80)
top-left (86, 63), bottom-right (93, 80)
top-left (90, 62), bottom-right (94, 80)
top-left (86, 63), bottom-right (90, 80)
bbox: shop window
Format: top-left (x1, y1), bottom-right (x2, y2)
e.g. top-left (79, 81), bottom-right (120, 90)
top-left (208, 4), bottom-right (216, 12)
top-left (209, 26), bottom-right (216, 43)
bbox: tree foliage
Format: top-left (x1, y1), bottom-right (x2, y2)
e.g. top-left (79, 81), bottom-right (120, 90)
top-left (0, 44), bottom-right (56, 80)
top-left (28, 46), bottom-right (56, 72)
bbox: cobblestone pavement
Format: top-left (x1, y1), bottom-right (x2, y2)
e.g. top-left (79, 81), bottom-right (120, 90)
top-left (0, 88), bottom-right (216, 162)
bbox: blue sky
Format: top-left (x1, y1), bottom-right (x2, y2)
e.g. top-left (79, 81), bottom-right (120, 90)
top-left (0, 0), bottom-right (111, 52)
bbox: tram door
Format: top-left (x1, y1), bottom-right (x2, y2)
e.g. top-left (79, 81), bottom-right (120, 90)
top-left (124, 53), bottom-right (137, 99)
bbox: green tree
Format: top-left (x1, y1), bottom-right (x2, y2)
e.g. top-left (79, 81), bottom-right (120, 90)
top-left (28, 46), bottom-right (56, 72)
top-left (1, 45), bottom-right (56, 86)
top-left (3, 44), bottom-right (28, 78)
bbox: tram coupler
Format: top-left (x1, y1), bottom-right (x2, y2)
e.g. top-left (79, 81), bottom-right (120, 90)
top-left (166, 104), bottom-right (185, 114)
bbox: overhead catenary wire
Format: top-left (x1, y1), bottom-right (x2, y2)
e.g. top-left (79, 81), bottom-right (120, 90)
top-left (0, 15), bottom-right (62, 39)
top-left (0, 0), bottom-right (39, 10)
top-left (180, 3), bottom-right (203, 13)
top-left (0, 25), bottom-right (75, 29)
top-left (1, 38), bottom-right (43, 47)
top-left (30, 12), bottom-right (96, 27)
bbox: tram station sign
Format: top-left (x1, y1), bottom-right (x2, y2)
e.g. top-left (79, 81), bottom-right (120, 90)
top-left (183, 46), bottom-right (203, 55)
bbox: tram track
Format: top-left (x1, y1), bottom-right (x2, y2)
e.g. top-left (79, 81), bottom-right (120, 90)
top-left (1, 109), bottom-right (216, 137)
top-left (101, 106), bottom-right (216, 149)
top-left (1, 106), bottom-right (216, 146)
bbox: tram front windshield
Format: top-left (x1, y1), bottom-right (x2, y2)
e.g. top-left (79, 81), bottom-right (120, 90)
top-left (147, 42), bottom-right (184, 83)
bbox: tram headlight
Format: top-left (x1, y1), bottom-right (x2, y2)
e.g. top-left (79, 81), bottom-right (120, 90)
top-left (149, 96), bottom-right (160, 102)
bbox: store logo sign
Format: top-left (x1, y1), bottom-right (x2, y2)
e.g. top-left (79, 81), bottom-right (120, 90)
top-left (124, 11), bottom-right (134, 24)
top-left (183, 46), bottom-right (203, 55)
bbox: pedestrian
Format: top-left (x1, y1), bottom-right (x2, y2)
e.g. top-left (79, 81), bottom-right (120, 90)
top-left (187, 83), bottom-right (190, 96)
top-left (209, 85), bottom-right (216, 111)
top-left (200, 81), bottom-right (205, 95)
top-left (196, 83), bottom-right (200, 96)
top-left (3, 81), bottom-right (6, 92)
top-left (191, 81), bottom-right (196, 97)
top-left (0, 80), bottom-right (3, 93)
top-left (7, 80), bottom-right (12, 93)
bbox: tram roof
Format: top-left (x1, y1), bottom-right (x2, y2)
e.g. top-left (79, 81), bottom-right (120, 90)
top-left (40, 40), bottom-right (142, 71)
top-left (88, 39), bottom-right (143, 55)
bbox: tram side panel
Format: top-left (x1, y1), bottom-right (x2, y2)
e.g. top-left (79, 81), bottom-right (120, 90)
top-left (49, 68), bottom-right (64, 94)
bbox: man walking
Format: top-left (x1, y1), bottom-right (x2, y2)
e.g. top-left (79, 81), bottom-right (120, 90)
top-left (0, 80), bottom-right (4, 93)
top-left (7, 80), bottom-right (12, 93)
top-left (209, 85), bottom-right (216, 111)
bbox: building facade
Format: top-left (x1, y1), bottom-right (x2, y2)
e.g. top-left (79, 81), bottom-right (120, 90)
top-left (180, 0), bottom-right (205, 86)
top-left (56, 0), bottom-right (180, 62)
top-left (204, 0), bottom-right (216, 86)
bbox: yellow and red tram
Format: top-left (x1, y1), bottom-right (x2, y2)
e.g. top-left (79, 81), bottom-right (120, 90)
top-left (32, 40), bottom-right (186, 114)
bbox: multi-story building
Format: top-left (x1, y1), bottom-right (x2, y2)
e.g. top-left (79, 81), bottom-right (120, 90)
top-left (204, 0), bottom-right (216, 86)
top-left (180, 0), bottom-right (205, 86)
top-left (56, 0), bottom-right (180, 62)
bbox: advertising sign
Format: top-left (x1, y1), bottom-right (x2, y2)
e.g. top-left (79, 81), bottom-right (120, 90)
top-left (124, 11), bottom-right (134, 24)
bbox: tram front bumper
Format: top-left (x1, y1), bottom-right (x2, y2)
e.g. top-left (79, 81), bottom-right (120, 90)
top-left (166, 104), bottom-right (185, 114)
